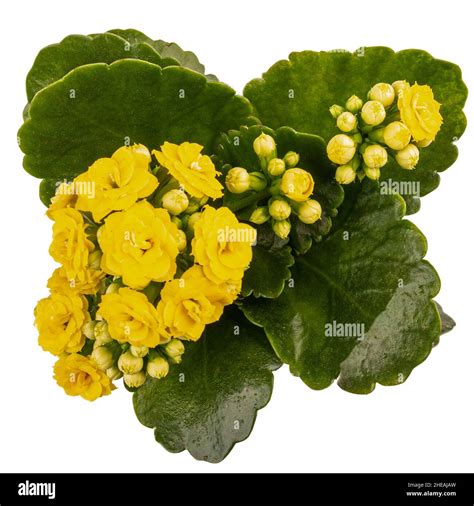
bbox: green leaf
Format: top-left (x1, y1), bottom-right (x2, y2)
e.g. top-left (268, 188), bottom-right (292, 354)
top-left (133, 307), bottom-right (281, 463)
top-left (25, 32), bottom-right (177, 103)
top-left (108, 28), bottom-right (218, 81)
top-left (243, 181), bottom-right (442, 394)
top-left (18, 59), bottom-right (256, 184)
top-left (244, 47), bottom-right (467, 213)
top-left (435, 302), bottom-right (456, 336)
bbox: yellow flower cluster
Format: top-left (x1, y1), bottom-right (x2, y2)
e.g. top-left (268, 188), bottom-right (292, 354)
top-left (34, 142), bottom-right (254, 401)
top-left (327, 81), bottom-right (443, 183)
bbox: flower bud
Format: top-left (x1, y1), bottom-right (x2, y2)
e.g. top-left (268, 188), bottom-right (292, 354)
top-left (368, 83), bottom-right (395, 107)
top-left (335, 165), bottom-right (357, 184)
top-left (395, 144), bottom-right (419, 170)
top-left (249, 206), bottom-right (270, 225)
top-left (416, 138), bottom-right (433, 148)
top-left (82, 320), bottom-right (96, 340)
top-left (225, 167), bottom-right (250, 194)
top-left (163, 339), bottom-right (185, 364)
top-left (364, 165), bottom-right (381, 180)
top-left (130, 345), bottom-right (149, 358)
top-left (147, 356), bottom-right (170, 379)
top-left (175, 229), bottom-right (187, 252)
top-left (392, 80), bottom-right (409, 96)
top-left (186, 212), bottom-right (202, 232)
top-left (329, 104), bottom-right (344, 118)
top-left (345, 95), bottom-right (363, 113)
top-left (272, 219), bottom-right (291, 239)
top-left (91, 346), bottom-right (115, 370)
top-left (105, 282), bottom-right (121, 295)
top-left (267, 158), bottom-right (286, 177)
top-left (383, 121), bottom-right (411, 150)
top-left (361, 100), bottom-right (386, 126)
top-left (336, 112), bottom-right (358, 132)
top-left (94, 321), bottom-right (112, 345)
top-left (161, 189), bottom-right (189, 215)
top-left (124, 371), bottom-right (146, 388)
top-left (283, 151), bottom-right (300, 168)
top-left (268, 198), bottom-right (292, 221)
top-left (118, 351), bottom-right (143, 374)
top-left (367, 127), bottom-right (385, 144)
top-left (362, 144), bottom-right (388, 169)
top-left (88, 250), bottom-right (102, 270)
top-left (253, 133), bottom-right (276, 159)
top-left (249, 172), bottom-right (268, 191)
top-left (326, 134), bottom-right (357, 165)
top-left (297, 199), bottom-right (322, 224)
top-left (106, 366), bottom-right (123, 381)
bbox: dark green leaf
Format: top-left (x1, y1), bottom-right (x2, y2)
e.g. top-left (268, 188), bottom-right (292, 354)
top-left (243, 181), bottom-right (442, 394)
top-left (244, 47), bottom-right (467, 213)
top-left (435, 302), bottom-right (456, 336)
top-left (133, 307), bottom-right (281, 463)
top-left (18, 59), bottom-right (256, 182)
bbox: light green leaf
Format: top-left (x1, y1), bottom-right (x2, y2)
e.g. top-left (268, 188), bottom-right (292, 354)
top-left (243, 181), bottom-right (442, 394)
top-left (244, 47), bottom-right (468, 213)
top-left (133, 308), bottom-right (281, 463)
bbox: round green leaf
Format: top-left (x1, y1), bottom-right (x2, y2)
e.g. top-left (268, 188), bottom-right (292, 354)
top-left (244, 47), bottom-right (467, 213)
top-left (18, 59), bottom-right (256, 181)
top-left (133, 308), bottom-right (281, 463)
top-left (243, 181), bottom-right (442, 394)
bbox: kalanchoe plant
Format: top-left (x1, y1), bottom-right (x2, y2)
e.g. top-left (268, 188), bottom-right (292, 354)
top-left (18, 32), bottom-right (466, 462)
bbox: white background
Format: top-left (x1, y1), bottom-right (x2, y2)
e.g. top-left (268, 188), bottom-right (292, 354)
top-left (1, 0), bottom-right (472, 472)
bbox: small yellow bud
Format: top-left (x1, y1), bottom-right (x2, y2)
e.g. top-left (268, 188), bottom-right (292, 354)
top-left (361, 101), bottom-right (386, 126)
top-left (269, 199), bottom-right (292, 221)
top-left (392, 80), bottom-right (410, 96)
top-left (272, 219), bottom-right (291, 239)
top-left (283, 151), bottom-right (300, 168)
top-left (416, 138), bottom-right (433, 148)
top-left (105, 282), bottom-right (121, 295)
top-left (130, 345), bottom-right (149, 358)
top-left (326, 134), bottom-right (357, 165)
top-left (118, 351), bottom-right (143, 374)
top-left (364, 165), bottom-right (381, 180)
top-left (225, 167), bottom-right (250, 194)
top-left (395, 144), bottom-right (420, 170)
top-left (362, 144), bottom-right (388, 169)
top-left (175, 229), bottom-right (187, 252)
top-left (253, 133), bottom-right (276, 159)
top-left (383, 121), bottom-right (411, 150)
top-left (249, 206), bottom-right (270, 225)
top-left (94, 321), bottom-right (112, 345)
top-left (336, 112), bottom-right (358, 132)
top-left (88, 250), bottom-right (102, 270)
top-left (329, 104), bottom-right (345, 118)
top-left (82, 320), bottom-right (96, 340)
top-left (124, 371), bottom-right (146, 388)
top-left (91, 346), bottom-right (115, 371)
top-left (163, 339), bottom-right (185, 364)
top-left (106, 366), bottom-right (123, 381)
top-left (297, 199), bottom-right (322, 224)
top-left (368, 83), bottom-right (395, 107)
top-left (335, 165), bottom-right (357, 184)
top-left (147, 356), bottom-right (170, 379)
top-left (268, 158), bottom-right (286, 176)
top-left (345, 95), bottom-right (363, 113)
top-left (249, 172), bottom-right (268, 191)
top-left (161, 189), bottom-right (189, 215)
top-left (186, 212), bottom-right (202, 232)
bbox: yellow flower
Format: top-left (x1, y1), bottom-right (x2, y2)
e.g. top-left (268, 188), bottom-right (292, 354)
top-left (74, 144), bottom-right (158, 222)
top-left (157, 265), bottom-right (237, 341)
top-left (35, 292), bottom-right (89, 356)
top-left (398, 83), bottom-right (443, 142)
top-left (326, 134), bottom-right (356, 165)
top-left (47, 267), bottom-right (105, 296)
top-left (191, 206), bottom-right (255, 284)
top-left (98, 287), bottom-right (169, 347)
top-left (383, 121), bottom-right (411, 150)
top-left (98, 201), bottom-right (179, 289)
top-left (46, 182), bottom-right (78, 219)
top-left (48, 208), bottom-right (95, 282)
top-left (153, 142), bottom-right (223, 199)
top-left (280, 168), bottom-right (314, 202)
top-left (53, 354), bottom-right (114, 401)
